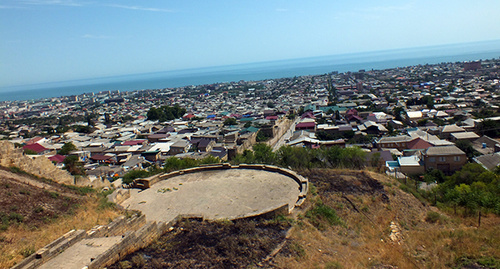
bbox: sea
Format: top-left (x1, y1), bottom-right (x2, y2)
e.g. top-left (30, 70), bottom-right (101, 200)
top-left (1, 40), bottom-right (500, 102)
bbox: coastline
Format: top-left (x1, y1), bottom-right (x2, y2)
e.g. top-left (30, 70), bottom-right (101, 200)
top-left (1, 40), bottom-right (500, 102)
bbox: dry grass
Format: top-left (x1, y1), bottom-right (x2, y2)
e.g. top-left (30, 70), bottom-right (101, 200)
top-left (0, 197), bottom-right (121, 268)
top-left (272, 169), bottom-right (500, 269)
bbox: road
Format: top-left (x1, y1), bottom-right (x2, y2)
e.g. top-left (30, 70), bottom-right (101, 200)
top-left (272, 117), bottom-right (299, 151)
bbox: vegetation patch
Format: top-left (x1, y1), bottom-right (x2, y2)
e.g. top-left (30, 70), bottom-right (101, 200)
top-left (306, 200), bottom-right (345, 230)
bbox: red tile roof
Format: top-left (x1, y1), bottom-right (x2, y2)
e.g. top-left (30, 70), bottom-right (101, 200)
top-left (23, 143), bottom-right (48, 153)
top-left (408, 138), bottom-right (433, 150)
top-left (48, 154), bottom-right (66, 163)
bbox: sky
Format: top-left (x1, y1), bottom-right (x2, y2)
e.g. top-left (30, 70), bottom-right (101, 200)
top-left (1, 0), bottom-right (500, 88)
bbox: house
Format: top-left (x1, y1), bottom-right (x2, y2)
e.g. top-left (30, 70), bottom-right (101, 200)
top-left (141, 150), bottom-right (161, 162)
top-left (358, 121), bottom-right (388, 135)
top-left (424, 146), bottom-right (467, 174)
top-left (169, 140), bottom-right (191, 155)
top-left (376, 136), bottom-right (413, 150)
top-left (472, 136), bottom-right (500, 155)
top-left (440, 124), bottom-right (466, 139)
top-left (90, 154), bottom-right (115, 164)
top-left (407, 137), bottom-right (433, 151)
top-left (398, 155), bottom-right (425, 175)
top-left (474, 153), bottom-right (500, 171)
top-left (295, 121), bottom-right (316, 131)
top-left (198, 139), bottom-right (216, 152)
top-left (23, 143), bottom-right (51, 155)
top-left (367, 112), bottom-right (392, 124)
top-left (147, 133), bottom-right (169, 143)
top-left (450, 132), bottom-right (480, 142)
top-left (406, 111), bottom-right (423, 121)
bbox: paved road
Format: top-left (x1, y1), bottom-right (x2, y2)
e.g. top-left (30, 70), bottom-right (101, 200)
top-left (273, 117), bottom-right (299, 151)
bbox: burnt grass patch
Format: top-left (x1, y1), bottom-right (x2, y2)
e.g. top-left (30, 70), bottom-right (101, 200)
top-left (0, 177), bottom-right (82, 230)
top-left (301, 169), bottom-right (385, 196)
top-left (108, 217), bottom-right (291, 269)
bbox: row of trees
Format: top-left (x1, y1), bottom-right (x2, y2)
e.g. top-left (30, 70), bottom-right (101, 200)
top-left (147, 104), bottom-right (186, 122)
top-left (232, 144), bottom-right (367, 170)
top-left (422, 163), bottom-right (500, 216)
top-left (121, 155), bottom-right (220, 184)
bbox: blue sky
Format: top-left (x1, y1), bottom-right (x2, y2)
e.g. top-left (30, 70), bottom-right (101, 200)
top-left (1, 0), bottom-right (500, 88)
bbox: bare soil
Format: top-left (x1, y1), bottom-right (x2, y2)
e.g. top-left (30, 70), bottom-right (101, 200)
top-left (0, 167), bottom-right (84, 230)
top-left (108, 217), bottom-right (291, 269)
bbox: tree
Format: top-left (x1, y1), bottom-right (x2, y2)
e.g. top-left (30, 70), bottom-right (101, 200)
top-left (455, 140), bottom-right (479, 161)
top-left (256, 130), bottom-right (271, 142)
top-left (252, 143), bottom-right (276, 164)
top-left (223, 118), bottom-right (238, 126)
top-left (392, 107), bottom-right (405, 121)
top-left (63, 155), bottom-right (85, 175)
top-left (58, 142), bottom-right (77, 155)
top-left (477, 119), bottom-right (500, 138)
top-left (147, 104), bottom-right (187, 122)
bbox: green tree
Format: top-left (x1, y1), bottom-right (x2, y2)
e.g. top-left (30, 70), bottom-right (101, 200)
top-left (63, 155), bottom-right (85, 175)
top-left (252, 143), bottom-right (276, 164)
top-left (58, 142), bottom-right (77, 155)
top-left (223, 118), bottom-right (238, 126)
top-left (455, 140), bottom-right (479, 161)
top-left (147, 104), bottom-right (187, 122)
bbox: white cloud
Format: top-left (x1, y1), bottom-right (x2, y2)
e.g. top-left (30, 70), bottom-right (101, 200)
top-left (21, 0), bottom-right (84, 7)
top-left (106, 4), bottom-right (173, 12)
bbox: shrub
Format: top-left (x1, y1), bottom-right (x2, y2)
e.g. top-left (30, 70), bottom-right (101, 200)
top-left (425, 211), bottom-right (444, 224)
top-left (306, 200), bottom-right (344, 229)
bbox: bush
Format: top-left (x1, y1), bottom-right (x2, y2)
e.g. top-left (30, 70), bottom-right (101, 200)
top-left (425, 211), bottom-right (444, 223)
top-left (306, 200), bottom-right (344, 229)
top-left (122, 169), bottom-right (151, 185)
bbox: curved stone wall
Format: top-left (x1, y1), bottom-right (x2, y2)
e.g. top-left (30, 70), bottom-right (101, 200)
top-left (134, 163), bottom-right (308, 208)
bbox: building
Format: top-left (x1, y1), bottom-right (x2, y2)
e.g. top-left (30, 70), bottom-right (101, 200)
top-left (424, 146), bottom-right (467, 174)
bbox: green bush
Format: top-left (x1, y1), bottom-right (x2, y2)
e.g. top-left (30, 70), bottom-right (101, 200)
top-left (425, 211), bottom-right (444, 224)
top-left (305, 200), bottom-right (344, 229)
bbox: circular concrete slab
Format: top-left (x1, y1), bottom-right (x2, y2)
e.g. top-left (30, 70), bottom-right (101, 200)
top-left (121, 168), bottom-right (301, 222)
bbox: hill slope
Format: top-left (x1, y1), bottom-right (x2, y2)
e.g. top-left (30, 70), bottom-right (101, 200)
top-left (0, 167), bottom-right (120, 268)
top-left (271, 169), bottom-right (500, 269)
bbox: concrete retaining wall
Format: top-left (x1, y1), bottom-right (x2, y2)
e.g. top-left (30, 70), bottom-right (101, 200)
top-left (12, 213), bottom-right (145, 269)
top-left (87, 214), bottom-right (196, 269)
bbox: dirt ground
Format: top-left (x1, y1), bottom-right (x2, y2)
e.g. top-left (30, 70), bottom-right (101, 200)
top-left (0, 167), bottom-right (120, 268)
top-left (108, 217), bottom-right (291, 269)
top-left (0, 167), bottom-right (84, 230)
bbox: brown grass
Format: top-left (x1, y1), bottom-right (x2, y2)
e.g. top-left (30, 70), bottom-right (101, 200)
top-left (0, 197), bottom-right (121, 268)
top-left (272, 169), bottom-right (500, 269)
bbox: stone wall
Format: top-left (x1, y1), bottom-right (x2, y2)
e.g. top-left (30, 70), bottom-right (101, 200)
top-left (135, 163), bottom-right (308, 208)
top-left (12, 213), bottom-right (146, 269)
top-left (265, 118), bottom-right (292, 148)
top-left (0, 141), bottom-right (108, 187)
top-left (0, 141), bottom-right (75, 185)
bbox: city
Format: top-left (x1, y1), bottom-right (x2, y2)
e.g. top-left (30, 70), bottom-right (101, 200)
top-left (1, 59), bottom-right (499, 182)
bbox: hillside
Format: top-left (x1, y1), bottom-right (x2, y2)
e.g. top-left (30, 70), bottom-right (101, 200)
top-left (0, 167), bottom-right (120, 268)
top-left (107, 168), bottom-right (500, 268)
top-left (271, 169), bottom-right (500, 269)
top-left (2, 166), bottom-right (499, 268)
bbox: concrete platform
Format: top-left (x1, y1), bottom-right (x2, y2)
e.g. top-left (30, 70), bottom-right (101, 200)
top-left (121, 168), bottom-right (301, 222)
top-left (38, 236), bottom-right (123, 269)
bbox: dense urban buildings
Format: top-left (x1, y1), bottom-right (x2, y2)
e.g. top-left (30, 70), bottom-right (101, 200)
top-left (1, 58), bottom-right (500, 183)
